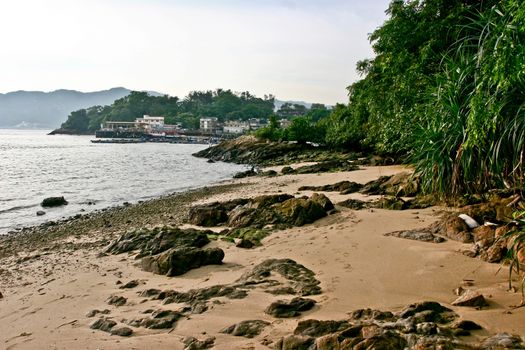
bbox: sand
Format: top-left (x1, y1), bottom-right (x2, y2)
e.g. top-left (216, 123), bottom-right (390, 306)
top-left (0, 165), bottom-right (523, 350)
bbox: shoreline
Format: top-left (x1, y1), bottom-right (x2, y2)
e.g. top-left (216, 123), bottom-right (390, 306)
top-left (1, 164), bottom-right (524, 349)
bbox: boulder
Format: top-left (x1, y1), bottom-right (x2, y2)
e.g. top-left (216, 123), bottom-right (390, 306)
top-left (281, 166), bottom-right (295, 174)
top-left (265, 297), bottom-right (316, 318)
top-left (220, 320), bottom-right (270, 338)
top-left (274, 335), bottom-right (316, 350)
top-left (310, 193), bottom-right (334, 211)
top-left (141, 247), bottom-right (224, 276)
top-left (274, 197), bottom-right (327, 226)
top-left (41, 196), bottom-right (68, 207)
top-left (299, 181), bottom-right (363, 194)
top-left (431, 214), bottom-right (473, 243)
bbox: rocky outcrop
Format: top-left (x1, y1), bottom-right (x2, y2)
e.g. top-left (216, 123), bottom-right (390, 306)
top-left (182, 336), bottom-right (215, 350)
top-left (126, 309), bottom-right (181, 329)
top-left (137, 259), bottom-right (321, 313)
top-left (273, 301), bottom-right (524, 350)
top-left (41, 196), bottom-right (68, 207)
top-left (188, 194), bottom-right (333, 229)
top-left (106, 226), bottom-right (224, 276)
top-left (193, 135), bottom-right (363, 167)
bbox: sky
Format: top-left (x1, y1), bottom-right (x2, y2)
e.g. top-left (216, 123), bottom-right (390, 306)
top-left (0, 0), bottom-right (390, 104)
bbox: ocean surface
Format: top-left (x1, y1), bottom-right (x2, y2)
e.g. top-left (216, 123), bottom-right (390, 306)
top-left (0, 129), bottom-right (246, 234)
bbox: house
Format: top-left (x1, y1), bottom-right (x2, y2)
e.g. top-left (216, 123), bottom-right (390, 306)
top-left (199, 117), bottom-right (219, 132)
top-left (223, 120), bottom-right (250, 134)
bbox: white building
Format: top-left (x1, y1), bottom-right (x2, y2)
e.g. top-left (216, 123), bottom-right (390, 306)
top-left (200, 117), bottom-right (219, 132)
top-left (135, 115), bottom-right (165, 130)
top-left (223, 120), bottom-right (250, 134)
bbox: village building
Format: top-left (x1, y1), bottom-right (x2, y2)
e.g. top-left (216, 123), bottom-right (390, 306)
top-left (199, 117), bottom-right (219, 132)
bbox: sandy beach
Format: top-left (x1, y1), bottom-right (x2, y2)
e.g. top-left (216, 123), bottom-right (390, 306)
top-left (1, 165), bottom-right (524, 350)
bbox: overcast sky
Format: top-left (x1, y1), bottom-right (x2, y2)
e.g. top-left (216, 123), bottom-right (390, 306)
top-left (0, 0), bottom-right (390, 104)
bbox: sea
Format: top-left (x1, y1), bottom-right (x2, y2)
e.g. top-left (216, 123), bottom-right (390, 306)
top-left (0, 129), bottom-right (246, 234)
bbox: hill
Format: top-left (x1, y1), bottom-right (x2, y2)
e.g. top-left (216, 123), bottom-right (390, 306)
top-left (0, 88), bottom-right (133, 129)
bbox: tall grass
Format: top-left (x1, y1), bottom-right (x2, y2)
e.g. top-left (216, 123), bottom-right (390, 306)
top-left (412, 0), bottom-right (525, 197)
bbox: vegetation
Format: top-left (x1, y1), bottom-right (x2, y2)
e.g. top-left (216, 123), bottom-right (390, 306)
top-left (271, 0), bottom-right (524, 199)
top-left (61, 89), bottom-right (275, 133)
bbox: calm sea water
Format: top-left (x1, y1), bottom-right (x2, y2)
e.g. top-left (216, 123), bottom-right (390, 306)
top-left (0, 130), bottom-right (245, 234)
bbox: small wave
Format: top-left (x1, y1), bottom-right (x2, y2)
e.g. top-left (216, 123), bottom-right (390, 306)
top-left (0, 203), bottom-right (38, 215)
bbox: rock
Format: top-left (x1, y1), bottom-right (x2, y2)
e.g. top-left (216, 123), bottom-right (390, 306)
top-left (310, 193), bottom-right (334, 211)
top-left (221, 320), bottom-right (270, 338)
top-left (454, 320), bottom-right (482, 331)
top-left (238, 258), bottom-right (322, 296)
top-left (182, 336), bottom-right (215, 350)
top-left (274, 335), bottom-right (316, 350)
top-left (294, 319), bottom-right (350, 337)
top-left (273, 197), bottom-right (327, 227)
top-left (397, 301), bottom-right (452, 319)
top-left (233, 168), bottom-right (257, 178)
top-left (141, 247), bottom-right (224, 276)
top-left (227, 227), bottom-right (270, 246)
top-left (110, 326), bottom-right (133, 337)
top-left (294, 160), bottom-right (359, 174)
top-left (299, 181), bottom-right (363, 194)
top-left (265, 297), bottom-right (316, 318)
top-left (106, 295), bottom-right (127, 306)
top-left (90, 317), bottom-right (117, 332)
top-left (481, 333), bottom-right (524, 349)
top-left (451, 290), bottom-right (488, 307)
top-left (105, 227), bottom-right (212, 256)
top-left (86, 309), bottom-right (110, 317)
top-left (139, 288), bottom-right (161, 298)
top-left (385, 230), bottom-right (445, 243)
top-left (36, 210), bottom-right (46, 216)
top-left (119, 280), bottom-right (140, 289)
top-left (349, 308), bottom-right (395, 321)
top-left (261, 170), bottom-right (278, 177)
top-left (41, 196), bottom-right (68, 207)
top-left (431, 214), bottom-right (473, 243)
top-left (337, 198), bottom-right (368, 210)
top-left (472, 225), bottom-right (495, 242)
top-left (130, 309), bottom-right (181, 329)
top-left (481, 243), bottom-right (506, 263)
top-left (188, 199), bottom-right (249, 226)
top-left (0, 291), bottom-right (3, 299)
top-left (372, 196), bottom-right (408, 210)
top-left (281, 166), bottom-right (295, 174)
top-left (191, 302), bottom-right (208, 314)
top-left (235, 238), bottom-right (255, 249)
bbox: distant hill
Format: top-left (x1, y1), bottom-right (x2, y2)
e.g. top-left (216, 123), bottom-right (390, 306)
top-left (0, 88), bottom-right (135, 129)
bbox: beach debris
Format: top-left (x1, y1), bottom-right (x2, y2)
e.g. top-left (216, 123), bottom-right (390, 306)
top-left (265, 297), bottom-right (316, 318)
top-left (182, 336), bottom-right (215, 350)
top-left (106, 295), bottom-right (127, 306)
top-left (220, 320), bottom-right (270, 338)
top-left (458, 214), bottom-right (480, 229)
top-left (41, 196), bottom-right (68, 207)
top-left (451, 290), bottom-right (489, 307)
